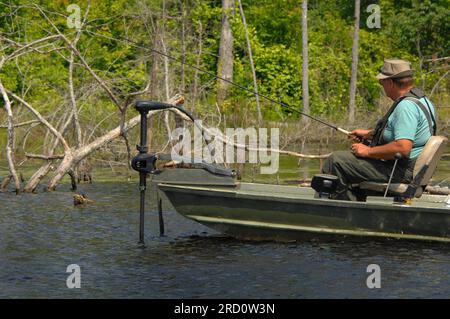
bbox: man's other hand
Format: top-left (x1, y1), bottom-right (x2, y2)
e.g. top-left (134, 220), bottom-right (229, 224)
top-left (351, 143), bottom-right (371, 158)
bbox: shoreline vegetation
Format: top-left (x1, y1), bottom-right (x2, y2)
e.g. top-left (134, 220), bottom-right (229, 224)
top-left (0, 0), bottom-right (448, 193)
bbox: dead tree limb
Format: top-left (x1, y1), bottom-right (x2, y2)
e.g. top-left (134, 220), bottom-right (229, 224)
top-left (25, 153), bottom-right (65, 160)
top-left (23, 108), bottom-right (77, 192)
top-left (0, 175), bottom-right (12, 192)
top-left (46, 94), bottom-right (184, 191)
top-left (7, 91), bottom-right (70, 151)
top-left (0, 120), bottom-right (41, 128)
top-left (1, 34), bottom-right (62, 61)
top-left (0, 58), bottom-right (21, 192)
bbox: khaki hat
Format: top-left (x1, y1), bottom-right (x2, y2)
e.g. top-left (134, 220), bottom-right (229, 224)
top-left (376, 59), bottom-right (414, 80)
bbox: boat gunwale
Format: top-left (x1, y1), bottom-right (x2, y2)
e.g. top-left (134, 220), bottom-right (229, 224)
top-left (157, 182), bottom-right (450, 214)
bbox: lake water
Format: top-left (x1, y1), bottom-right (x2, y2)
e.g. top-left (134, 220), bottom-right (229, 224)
top-left (1, 179), bottom-right (449, 299)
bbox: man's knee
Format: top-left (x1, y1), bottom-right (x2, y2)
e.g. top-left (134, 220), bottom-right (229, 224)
top-left (322, 151), bottom-right (353, 174)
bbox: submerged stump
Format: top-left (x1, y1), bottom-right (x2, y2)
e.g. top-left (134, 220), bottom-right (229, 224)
top-left (73, 193), bottom-right (93, 206)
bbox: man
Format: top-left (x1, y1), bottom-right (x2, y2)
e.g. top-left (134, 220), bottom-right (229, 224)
top-left (322, 59), bottom-right (437, 201)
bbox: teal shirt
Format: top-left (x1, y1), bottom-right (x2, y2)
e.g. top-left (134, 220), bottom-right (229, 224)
top-left (383, 97), bottom-right (436, 159)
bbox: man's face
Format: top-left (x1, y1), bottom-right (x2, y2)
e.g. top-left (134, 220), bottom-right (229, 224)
top-left (379, 78), bottom-right (394, 98)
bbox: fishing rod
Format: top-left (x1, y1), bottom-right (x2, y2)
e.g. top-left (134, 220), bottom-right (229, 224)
top-left (84, 29), bottom-right (351, 136)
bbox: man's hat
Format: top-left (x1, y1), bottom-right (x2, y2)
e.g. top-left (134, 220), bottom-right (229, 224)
top-left (376, 59), bottom-right (414, 80)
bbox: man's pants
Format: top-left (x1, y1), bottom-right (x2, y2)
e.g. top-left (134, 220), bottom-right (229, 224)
top-left (321, 151), bottom-right (415, 201)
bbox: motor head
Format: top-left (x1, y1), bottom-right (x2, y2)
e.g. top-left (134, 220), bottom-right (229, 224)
top-left (311, 174), bottom-right (339, 199)
top-left (135, 100), bottom-right (174, 113)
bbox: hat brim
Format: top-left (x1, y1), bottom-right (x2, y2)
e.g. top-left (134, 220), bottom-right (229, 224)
top-left (376, 73), bottom-right (390, 80)
top-left (376, 69), bottom-right (414, 80)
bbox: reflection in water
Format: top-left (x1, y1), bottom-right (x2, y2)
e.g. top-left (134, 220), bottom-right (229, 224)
top-left (0, 182), bottom-right (449, 298)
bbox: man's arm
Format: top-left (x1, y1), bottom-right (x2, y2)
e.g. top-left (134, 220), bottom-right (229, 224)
top-left (351, 139), bottom-right (413, 160)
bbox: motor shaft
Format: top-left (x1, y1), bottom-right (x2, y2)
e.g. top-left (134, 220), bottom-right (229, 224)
top-left (136, 107), bottom-right (150, 246)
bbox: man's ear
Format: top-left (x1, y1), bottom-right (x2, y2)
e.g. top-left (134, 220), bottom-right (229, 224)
top-left (388, 79), bottom-right (394, 89)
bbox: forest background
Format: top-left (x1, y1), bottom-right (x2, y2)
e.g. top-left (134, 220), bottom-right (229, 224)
top-left (0, 0), bottom-right (448, 192)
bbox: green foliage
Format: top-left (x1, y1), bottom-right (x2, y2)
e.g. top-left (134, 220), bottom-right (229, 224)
top-left (0, 0), bottom-right (448, 133)
top-left (228, 0), bottom-right (448, 121)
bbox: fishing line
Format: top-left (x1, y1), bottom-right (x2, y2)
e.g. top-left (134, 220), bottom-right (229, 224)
top-left (84, 28), bottom-right (349, 135)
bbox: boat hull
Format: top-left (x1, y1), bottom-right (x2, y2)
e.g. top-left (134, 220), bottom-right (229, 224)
top-left (158, 183), bottom-right (450, 243)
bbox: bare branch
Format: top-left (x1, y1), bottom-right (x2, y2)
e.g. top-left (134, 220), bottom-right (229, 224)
top-left (430, 70), bottom-right (449, 97)
top-left (46, 94), bottom-right (184, 190)
top-left (7, 91), bottom-right (70, 151)
top-left (0, 60), bottom-right (21, 192)
top-left (34, 4), bottom-right (122, 110)
top-left (68, 3), bottom-right (90, 148)
top-left (25, 153), bottom-right (65, 160)
top-left (1, 34), bottom-right (61, 61)
top-left (0, 119), bottom-right (41, 128)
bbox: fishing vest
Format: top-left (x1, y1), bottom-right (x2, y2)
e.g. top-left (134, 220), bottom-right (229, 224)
top-left (370, 87), bottom-right (437, 147)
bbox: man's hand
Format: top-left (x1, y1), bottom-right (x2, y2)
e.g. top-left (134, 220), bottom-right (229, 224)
top-left (351, 143), bottom-right (371, 158)
top-left (348, 129), bottom-right (373, 142)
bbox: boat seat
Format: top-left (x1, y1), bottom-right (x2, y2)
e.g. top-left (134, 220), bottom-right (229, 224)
top-left (357, 136), bottom-right (448, 197)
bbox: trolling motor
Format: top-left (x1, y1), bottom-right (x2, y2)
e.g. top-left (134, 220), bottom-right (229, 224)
top-left (131, 100), bottom-right (237, 245)
top-left (132, 101), bottom-right (175, 245)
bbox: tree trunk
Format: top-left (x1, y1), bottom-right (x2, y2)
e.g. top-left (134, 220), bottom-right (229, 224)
top-left (301, 0), bottom-right (310, 124)
top-left (192, 21), bottom-right (203, 108)
top-left (24, 109), bottom-right (76, 192)
top-left (348, 0), bottom-right (360, 124)
top-left (148, 32), bottom-right (160, 153)
top-left (1, 175), bottom-right (12, 192)
top-left (69, 36), bottom-right (83, 184)
top-left (0, 74), bottom-right (21, 193)
top-left (180, 0), bottom-right (186, 93)
top-left (217, 0), bottom-right (234, 103)
top-left (161, 0), bottom-right (170, 101)
top-left (237, 0), bottom-right (262, 125)
top-left (47, 151), bottom-right (75, 191)
top-left (24, 163), bottom-right (53, 193)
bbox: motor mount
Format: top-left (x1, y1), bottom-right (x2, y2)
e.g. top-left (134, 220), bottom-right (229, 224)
top-left (131, 153), bottom-right (158, 174)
